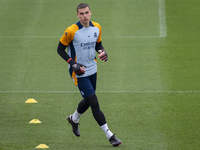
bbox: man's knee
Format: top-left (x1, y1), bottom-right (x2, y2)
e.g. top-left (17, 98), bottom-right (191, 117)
top-left (85, 94), bottom-right (99, 109)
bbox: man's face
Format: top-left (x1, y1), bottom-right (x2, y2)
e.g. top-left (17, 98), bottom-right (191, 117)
top-left (77, 7), bottom-right (92, 27)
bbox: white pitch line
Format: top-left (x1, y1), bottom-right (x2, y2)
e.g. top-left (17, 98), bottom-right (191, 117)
top-left (159, 0), bottom-right (167, 37)
top-left (0, 91), bottom-right (200, 93)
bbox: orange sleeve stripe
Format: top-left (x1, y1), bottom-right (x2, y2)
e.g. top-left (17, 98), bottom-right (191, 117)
top-left (60, 24), bottom-right (79, 46)
top-left (91, 21), bottom-right (102, 43)
top-left (67, 58), bottom-right (72, 63)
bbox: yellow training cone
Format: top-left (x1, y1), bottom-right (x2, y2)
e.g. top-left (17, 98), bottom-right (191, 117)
top-left (25, 98), bottom-right (37, 103)
top-left (29, 119), bottom-right (41, 124)
top-left (36, 144), bottom-right (49, 149)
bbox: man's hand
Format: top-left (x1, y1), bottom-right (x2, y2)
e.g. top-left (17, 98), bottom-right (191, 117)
top-left (72, 63), bottom-right (86, 76)
top-left (98, 50), bottom-right (108, 62)
top-left (67, 58), bottom-right (86, 76)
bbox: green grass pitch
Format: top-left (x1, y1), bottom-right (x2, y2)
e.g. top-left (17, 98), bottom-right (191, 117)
top-left (0, 0), bottom-right (200, 149)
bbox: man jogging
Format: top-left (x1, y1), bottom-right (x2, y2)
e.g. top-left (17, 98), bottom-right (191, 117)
top-left (57, 3), bottom-right (121, 147)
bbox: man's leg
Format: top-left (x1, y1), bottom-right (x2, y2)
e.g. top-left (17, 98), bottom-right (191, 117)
top-left (85, 94), bottom-right (113, 138)
top-left (67, 76), bottom-right (94, 137)
top-left (72, 98), bottom-right (89, 123)
top-left (85, 93), bottom-right (121, 146)
top-left (68, 98), bottom-right (90, 137)
top-left (85, 94), bottom-right (106, 126)
top-left (68, 74), bottom-right (121, 146)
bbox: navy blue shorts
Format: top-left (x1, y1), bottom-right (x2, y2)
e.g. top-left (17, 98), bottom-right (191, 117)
top-left (77, 73), bottom-right (97, 98)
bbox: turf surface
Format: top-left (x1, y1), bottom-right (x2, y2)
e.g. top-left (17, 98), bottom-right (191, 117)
top-left (0, 0), bottom-right (200, 149)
